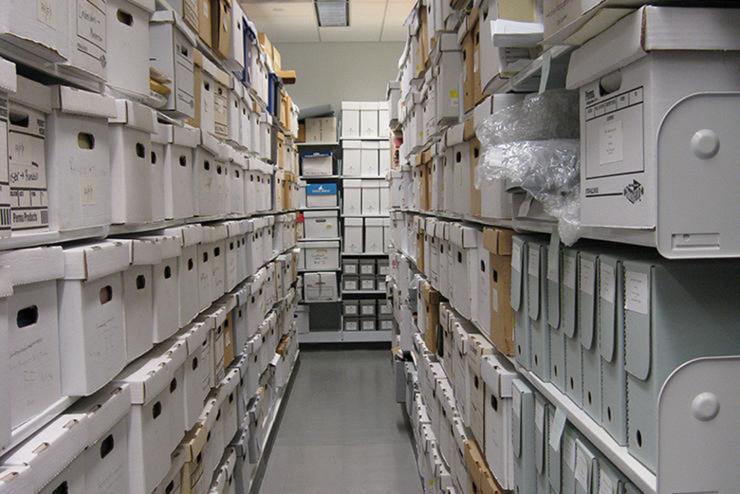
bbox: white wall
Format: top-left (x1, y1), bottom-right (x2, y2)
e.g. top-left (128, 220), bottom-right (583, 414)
top-left (275, 42), bottom-right (403, 115)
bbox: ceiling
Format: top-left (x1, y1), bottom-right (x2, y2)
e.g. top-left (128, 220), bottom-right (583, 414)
top-left (239, 0), bottom-right (415, 43)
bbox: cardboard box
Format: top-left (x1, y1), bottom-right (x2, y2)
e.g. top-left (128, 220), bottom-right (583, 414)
top-left (343, 300), bottom-right (360, 317)
top-left (359, 102), bottom-right (379, 138)
top-left (59, 0), bottom-right (107, 82)
top-left (150, 123), bottom-right (168, 222)
top-left (566, 6), bottom-right (740, 257)
top-left (106, 0), bottom-right (155, 97)
top-left (160, 124), bottom-right (199, 220)
top-left (343, 275), bottom-right (359, 292)
top-left (109, 99), bottom-right (156, 224)
top-left (0, 2), bottom-right (69, 64)
top-left (467, 334), bottom-right (494, 449)
top-left (194, 130), bottom-right (228, 217)
top-left (303, 210), bottom-right (339, 239)
top-left (361, 180), bottom-right (381, 216)
top-left (342, 140), bottom-right (361, 176)
top-left (343, 218), bottom-right (363, 254)
top-left (450, 224), bottom-right (479, 320)
top-left (360, 318), bottom-right (376, 331)
top-left (170, 0), bottom-right (198, 32)
top-left (7, 76), bottom-right (50, 231)
top-left (58, 241), bottom-right (129, 396)
top-left (361, 141), bottom-right (380, 176)
top-left (341, 102), bottom-right (361, 139)
top-left (175, 321), bottom-right (211, 430)
top-left (302, 151), bottom-right (333, 176)
top-left (163, 224), bottom-right (203, 328)
top-left (304, 117), bottom-right (337, 143)
top-left (210, 0), bottom-right (232, 58)
top-left (542, 0), bottom-right (643, 45)
top-left (303, 272), bottom-right (338, 301)
top-left (197, 0), bottom-right (212, 45)
top-left (421, 281), bottom-right (441, 354)
top-left (364, 218), bottom-right (384, 253)
top-left (460, 12), bottom-right (481, 113)
top-left (445, 123), bottom-right (470, 216)
top-left (149, 10), bottom-right (197, 119)
top-left (0, 247), bottom-right (64, 433)
top-left (359, 274), bottom-right (376, 291)
top-left (299, 240), bottom-right (340, 271)
top-left (213, 70), bottom-right (233, 140)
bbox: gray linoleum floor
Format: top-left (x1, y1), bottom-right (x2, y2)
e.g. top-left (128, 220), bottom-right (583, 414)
top-left (257, 348), bottom-right (423, 494)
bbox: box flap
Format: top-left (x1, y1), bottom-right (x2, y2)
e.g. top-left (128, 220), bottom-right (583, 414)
top-left (151, 121), bottom-right (170, 145)
top-left (70, 383), bottom-right (131, 447)
top-left (451, 224), bottom-right (478, 249)
top-left (178, 321), bottom-right (209, 356)
top-left (115, 355), bottom-right (172, 405)
top-left (110, 99), bottom-right (156, 133)
top-left (445, 122), bottom-right (465, 147)
top-left (0, 57), bottom-right (16, 93)
top-left (117, 238), bottom-right (163, 266)
top-left (365, 218), bottom-right (385, 227)
top-left (173, 124), bottom-right (201, 148)
top-left (63, 241), bottom-right (130, 281)
top-left (150, 9), bottom-right (197, 45)
top-left (51, 86), bottom-right (117, 118)
top-left (11, 76), bottom-right (51, 113)
top-left (482, 227), bottom-right (513, 255)
top-left (0, 246), bottom-right (64, 286)
top-left (138, 234), bottom-right (182, 260)
top-left (164, 224), bottom-right (204, 248)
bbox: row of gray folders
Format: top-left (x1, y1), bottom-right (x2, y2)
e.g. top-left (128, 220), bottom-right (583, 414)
top-left (507, 368), bottom-right (643, 494)
top-left (510, 234), bottom-right (740, 474)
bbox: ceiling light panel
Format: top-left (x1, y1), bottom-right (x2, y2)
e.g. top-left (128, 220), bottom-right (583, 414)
top-left (315, 0), bottom-right (349, 27)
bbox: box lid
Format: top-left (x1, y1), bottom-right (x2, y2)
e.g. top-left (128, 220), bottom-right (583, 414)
top-left (138, 234), bottom-right (182, 260)
top-left (218, 368), bottom-right (240, 404)
top-left (482, 227), bottom-right (513, 255)
top-left (117, 238), bottom-right (163, 266)
top-left (51, 86), bottom-right (117, 118)
top-left (164, 224), bottom-right (203, 248)
top-left (361, 141), bottom-right (380, 150)
top-left (11, 76), bottom-right (51, 113)
top-left (490, 19), bottom-right (543, 47)
top-left (445, 122), bottom-right (465, 147)
top-left (343, 179), bottom-right (362, 188)
top-left (198, 397), bottom-right (219, 431)
top-left (365, 217), bottom-right (385, 227)
top-left (481, 354), bottom-right (516, 398)
top-left (344, 217), bottom-right (363, 227)
top-left (342, 140), bottom-right (362, 150)
top-left (306, 183), bottom-right (337, 196)
top-left (0, 246), bottom-right (64, 286)
top-left (361, 179), bottom-right (384, 189)
top-left (110, 99), bottom-right (155, 133)
top-left (172, 124), bottom-right (201, 148)
top-left (299, 240), bottom-right (339, 249)
top-left (69, 383), bottom-right (131, 447)
top-left (566, 6), bottom-right (740, 90)
top-left (0, 57), bottom-right (16, 93)
top-left (150, 9), bottom-right (197, 45)
top-left (199, 129), bottom-right (222, 155)
top-left (2, 413), bottom-right (87, 492)
top-left (125, 0), bottom-right (155, 13)
top-left (450, 224), bottom-right (478, 249)
top-left (115, 342), bottom-right (185, 404)
top-left (62, 241), bottom-right (130, 281)
top-left (177, 321), bottom-right (209, 357)
top-left (341, 101), bottom-right (362, 110)
top-left (151, 121), bottom-right (169, 145)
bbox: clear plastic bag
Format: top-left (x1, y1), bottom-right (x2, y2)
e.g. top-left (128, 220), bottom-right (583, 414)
top-left (476, 90), bottom-right (582, 244)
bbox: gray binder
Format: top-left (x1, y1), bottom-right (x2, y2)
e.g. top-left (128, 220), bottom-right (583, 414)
top-left (562, 247), bottom-right (583, 407)
top-left (578, 251), bottom-right (602, 422)
top-left (528, 238), bottom-right (551, 382)
top-left (547, 240), bottom-right (566, 392)
top-left (512, 378), bottom-right (536, 494)
top-left (511, 236), bottom-right (531, 370)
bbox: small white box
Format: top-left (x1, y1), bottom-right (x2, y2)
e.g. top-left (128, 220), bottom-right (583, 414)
top-left (305, 182), bottom-right (338, 208)
top-left (224, 223), bottom-right (246, 292)
top-left (149, 10), bottom-right (196, 118)
top-left (445, 123), bottom-right (471, 216)
top-left (303, 210), bottom-right (339, 239)
top-left (115, 340), bottom-right (187, 494)
top-left (58, 241), bottom-right (129, 396)
top-left (341, 102), bottom-right (361, 139)
top-left (360, 141), bottom-right (380, 176)
top-left (342, 140), bottom-right (362, 176)
top-left (303, 272), bottom-right (338, 302)
top-left (0, 247), bottom-right (65, 432)
top-left (302, 151), bottom-right (333, 176)
top-left (240, 93), bottom-right (254, 151)
top-left (259, 113), bottom-right (273, 162)
top-left (299, 240), bottom-right (340, 271)
top-left (227, 81), bottom-right (244, 147)
top-left (176, 321), bottom-right (211, 430)
top-left (164, 224), bottom-right (203, 328)
top-left (217, 368), bottom-right (240, 452)
top-left (106, 0), bottom-right (155, 97)
top-left (161, 124), bottom-right (200, 220)
top-left (153, 445), bottom-right (186, 494)
top-left (69, 383), bottom-right (132, 493)
top-left (109, 99), bottom-right (156, 224)
top-left (227, 2), bottom-right (246, 73)
top-left (364, 218), bottom-right (384, 254)
top-left (202, 223), bottom-right (228, 304)
top-left (361, 180), bottom-right (382, 216)
top-left (450, 224), bottom-right (479, 320)
top-left (227, 149), bottom-right (247, 216)
top-left (150, 123), bottom-right (168, 222)
top-left (196, 54), bottom-right (217, 137)
top-left (343, 218), bottom-right (363, 254)
top-left (195, 130), bottom-right (228, 217)
top-left (343, 179), bottom-right (362, 216)
top-left (8, 77), bottom-right (51, 232)
top-left (117, 238), bottom-right (162, 363)
top-left (481, 354), bottom-right (517, 489)
top-left (360, 102), bottom-right (380, 138)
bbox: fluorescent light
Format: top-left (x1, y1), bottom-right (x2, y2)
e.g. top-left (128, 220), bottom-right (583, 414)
top-left (315, 0), bottom-right (348, 27)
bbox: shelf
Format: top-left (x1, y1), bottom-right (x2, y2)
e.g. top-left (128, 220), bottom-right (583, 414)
top-left (340, 136), bottom-right (389, 141)
top-left (298, 237), bottom-right (342, 242)
top-left (300, 175), bottom-right (340, 180)
top-left (298, 268), bottom-right (341, 273)
top-left (341, 252), bottom-right (389, 257)
top-left (297, 142), bottom-right (339, 147)
top-left (300, 207), bottom-right (341, 211)
top-left (298, 331), bottom-right (343, 343)
top-left (298, 299), bottom-right (342, 304)
top-left (341, 176), bottom-right (388, 180)
top-left (342, 290), bottom-right (386, 296)
top-left (342, 330), bottom-right (392, 343)
top-left (342, 214), bottom-right (389, 218)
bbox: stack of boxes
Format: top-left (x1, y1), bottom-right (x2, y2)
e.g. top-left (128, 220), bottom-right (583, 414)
top-left (0, 2), bottom-right (304, 493)
top-left (390, 1), bottom-right (740, 493)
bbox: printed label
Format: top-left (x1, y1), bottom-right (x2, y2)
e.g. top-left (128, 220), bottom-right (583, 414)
top-left (563, 256), bottom-right (576, 289)
top-left (600, 263), bottom-right (615, 302)
top-left (579, 258), bottom-right (595, 295)
top-left (599, 119), bottom-right (623, 165)
top-left (624, 271), bottom-right (649, 315)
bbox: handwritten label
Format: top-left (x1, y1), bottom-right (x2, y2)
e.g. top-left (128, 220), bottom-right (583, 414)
top-left (598, 469), bottom-right (616, 494)
top-left (574, 444), bottom-right (590, 488)
top-left (563, 256), bottom-right (576, 289)
top-left (38, 0), bottom-right (57, 28)
top-left (579, 258), bottom-right (595, 295)
top-left (535, 400), bottom-right (545, 433)
top-left (599, 119), bottom-right (623, 165)
top-left (528, 246), bottom-right (540, 278)
top-left (624, 270), bottom-right (649, 315)
top-left (599, 262), bottom-right (615, 302)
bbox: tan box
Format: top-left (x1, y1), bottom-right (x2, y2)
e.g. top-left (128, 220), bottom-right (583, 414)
top-left (421, 147), bottom-right (433, 211)
top-left (483, 227), bottom-right (514, 356)
top-left (211, 0), bottom-right (232, 58)
top-left (188, 50), bottom-right (204, 128)
top-left (421, 281), bottom-right (441, 354)
top-left (197, 0), bottom-right (212, 46)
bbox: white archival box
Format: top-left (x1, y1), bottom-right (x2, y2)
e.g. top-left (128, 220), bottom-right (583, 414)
top-left (46, 86), bottom-right (117, 232)
top-left (162, 124), bottom-right (200, 220)
top-left (303, 272), bottom-right (338, 302)
top-left (360, 141), bottom-right (380, 176)
top-left (227, 81), bottom-right (244, 147)
top-left (344, 217), bottom-right (363, 254)
top-left (67, 383), bottom-right (132, 494)
top-left (149, 9), bottom-right (196, 119)
top-left (150, 122), bottom-right (168, 222)
top-left (0, 266), bottom-right (11, 455)
top-left (105, 0), bottom-right (155, 97)
top-left (299, 240), bottom-right (340, 271)
top-left (361, 180), bottom-right (382, 216)
top-left (343, 179), bottom-right (362, 216)
top-left (228, 2), bottom-right (246, 73)
top-left (359, 101), bottom-right (380, 138)
top-left (481, 354), bottom-right (517, 489)
top-left (0, 1), bottom-right (69, 64)
top-left (58, 241), bottom-right (129, 396)
top-left (109, 98), bottom-right (156, 224)
top-left (194, 130), bottom-right (225, 217)
top-left (177, 320), bottom-right (212, 430)
top-left (303, 210), bottom-right (339, 239)
top-left (164, 224), bottom-right (203, 328)
top-left (365, 218), bottom-right (385, 254)
top-left (116, 238), bottom-right (161, 363)
top-left (341, 101), bottom-right (361, 139)
top-left (0, 247), bottom-right (64, 435)
top-left (566, 6), bottom-right (740, 258)
top-left (114, 339), bottom-right (187, 494)
top-left (342, 140), bottom-right (362, 176)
